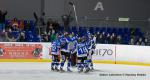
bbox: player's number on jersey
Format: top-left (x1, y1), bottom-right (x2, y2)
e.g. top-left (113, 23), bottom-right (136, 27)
top-left (52, 46), bottom-right (57, 52)
top-left (78, 47), bottom-right (88, 54)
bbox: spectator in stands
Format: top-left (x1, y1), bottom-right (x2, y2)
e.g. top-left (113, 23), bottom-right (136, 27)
top-left (3, 29), bottom-right (16, 42)
top-left (0, 31), bottom-right (6, 42)
top-left (42, 34), bottom-right (49, 42)
top-left (96, 32), bottom-right (100, 43)
top-left (5, 25), bottom-right (11, 31)
top-left (110, 33), bottom-right (117, 44)
top-left (0, 10), bottom-right (7, 31)
top-left (51, 28), bottom-right (55, 35)
top-left (145, 32), bottom-right (150, 40)
top-left (144, 38), bottom-right (148, 46)
top-left (19, 20), bottom-right (25, 30)
top-left (106, 33), bottom-right (111, 44)
top-left (33, 12), bottom-right (46, 35)
top-left (11, 18), bottom-right (19, 31)
top-left (101, 32), bottom-right (106, 43)
top-left (33, 12), bottom-right (45, 26)
top-left (46, 20), bottom-right (55, 35)
top-left (52, 20), bottom-right (60, 33)
top-left (24, 22), bottom-right (31, 31)
top-left (50, 33), bottom-right (57, 42)
top-left (144, 32), bottom-right (150, 45)
top-left (116, 35), bottom-right (122, 44)
top-left (130, 28), bottom-right (135, 36)
top-left (129, 38), bottom-right (135, 45)
top-left (61, 11), bottom-right (73, 31)
top-left (18, 32), bottom-right (26, 42)
top-left (1, 32), bottom-right (9, 42)
top-left (136, 37), bottom-right (145, 46)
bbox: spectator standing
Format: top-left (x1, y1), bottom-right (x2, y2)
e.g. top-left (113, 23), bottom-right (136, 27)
top-left (33, 12), bottom-right (46, 35)
top-left (46, 21), bottom-right (54, 35)
top-left (11, 18), bottom-right (19, 31)
top-left (62, 11), bottom-right (73, 31)
top-left (18, 32), bottom-right (26, 42)
top-left (19, 20), bottom-right (25, 31)
top-left (50, 33), bottom-right (57, 42)
top-left (0, 10), bottom-right (7, 31)
top-left (52, 20), bottom-right (60, 33)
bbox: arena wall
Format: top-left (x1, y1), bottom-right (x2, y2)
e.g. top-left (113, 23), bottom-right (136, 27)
top-left (0, 42), bottom-right (150, 66)
top-left (0, 0), bottom-right (150, 31)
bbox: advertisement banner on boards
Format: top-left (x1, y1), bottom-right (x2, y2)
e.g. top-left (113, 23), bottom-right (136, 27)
top-left (0, 43), bottom-right (43, 59)
top-left (93, 44), bottom-right (116, 61)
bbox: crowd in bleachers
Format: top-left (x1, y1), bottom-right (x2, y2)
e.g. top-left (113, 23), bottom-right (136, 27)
top-left (1, 20), bottom-right (148, 46)
top-left (0, 10), bottom-right (149, 46)
top-left (69, 26), bottom-right (148, 46)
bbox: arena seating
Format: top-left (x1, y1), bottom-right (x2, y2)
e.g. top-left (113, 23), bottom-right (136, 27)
top-left (2, 19), bottom-right (144, 45)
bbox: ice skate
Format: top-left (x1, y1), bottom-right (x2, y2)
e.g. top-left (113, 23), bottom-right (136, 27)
top-left (55, 67), bottom-right (59, 72)
top-left (84, 68), bottom-right (90, 73)
top-left (78, 68), bottom-right (83, 73)
top-left (67, 68), bottom-right (72, 72)
top-left (51, 67), bottom-right (55, 71)
top-left (60, 67), bottom-right (65, 72)
top-left (90, 67), bottom-right (94, 72)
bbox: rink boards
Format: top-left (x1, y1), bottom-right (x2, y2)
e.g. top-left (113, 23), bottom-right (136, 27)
top-left (0, 42), bottom-right (150, 66)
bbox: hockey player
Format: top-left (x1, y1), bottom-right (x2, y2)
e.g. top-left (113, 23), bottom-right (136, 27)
top-left (75, 37), bottom-right (90, 73)
top-left (86, 35), bottom-right (96, 71)
top-left (59, 32), bottom-right (72, 72)
top-left (51, 39), bottom-right (61, 71)
top-left (69, 33), bottom-right (78, 66)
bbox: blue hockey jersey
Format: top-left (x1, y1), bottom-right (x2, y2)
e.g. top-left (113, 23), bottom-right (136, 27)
top-left (59, 36), bottom-right (71, 52)
top-left (76, 42), bottom-right (88, 57)
top-left (51, 40), bottom-right (60, 55)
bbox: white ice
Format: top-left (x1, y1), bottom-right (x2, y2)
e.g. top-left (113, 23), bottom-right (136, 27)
top-left (0, 62), bottom-right (150, 80)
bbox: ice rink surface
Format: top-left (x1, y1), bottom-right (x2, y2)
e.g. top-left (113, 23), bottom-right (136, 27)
top-left (0, 62), bottom-right (150, 80)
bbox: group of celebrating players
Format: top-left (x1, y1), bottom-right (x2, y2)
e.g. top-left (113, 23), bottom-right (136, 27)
top-left (50, 31), bottom-right (96, 73)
